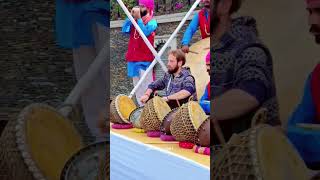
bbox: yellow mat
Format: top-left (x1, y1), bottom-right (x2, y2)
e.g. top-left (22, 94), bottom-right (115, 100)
top-left (110, 123), bottom-right (210, 168)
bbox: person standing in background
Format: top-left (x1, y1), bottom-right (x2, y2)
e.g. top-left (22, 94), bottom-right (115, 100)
top-left (55, 0), bottom-right (109, 142)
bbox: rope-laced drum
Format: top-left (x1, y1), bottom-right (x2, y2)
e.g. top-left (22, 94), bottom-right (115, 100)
top-left (110, 94), bottom-right (137, 124)
top-left (0, 104), bottom-right (83, 180)
top-left (140, 96), bottom-right (171, 133)
top-left (60, 141), bottom-right (108, 180)
top-left (170, 101), bottom-right (207, 143)
top-left (211, 124), bottom-right (310, 180)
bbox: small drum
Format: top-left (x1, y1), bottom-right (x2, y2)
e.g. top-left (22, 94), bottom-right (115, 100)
top-left (129, 106), bottom-right (144, 129)
top-left (110, 95), bottom-right (137, 124)
top-left (195, 117), bottom-right (210, 147)
top-left (0, 104), bottom-right (83, 180)
top-left (212, 124), bottom-right (310, 180)
top-left (160, 108), bottom-right (179, 135)
top-left (60, 141), bottom-right (109, 180)
top-left (140, 96), bottom-right (171, 132)
top-left (170, 101), bottom-right (207, 143)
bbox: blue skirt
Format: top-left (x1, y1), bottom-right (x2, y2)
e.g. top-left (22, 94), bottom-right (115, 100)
top-left (127, 62), bottom-right (152, 78)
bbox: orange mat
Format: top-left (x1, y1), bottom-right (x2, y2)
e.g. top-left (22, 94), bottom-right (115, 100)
top-left (110, 123), bottom-right (210, 168)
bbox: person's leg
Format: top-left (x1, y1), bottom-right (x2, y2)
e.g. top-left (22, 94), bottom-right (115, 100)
top-left (72, 22), bottom-right (108, 142)
top-left (134, 68), bottom-right (153, 106)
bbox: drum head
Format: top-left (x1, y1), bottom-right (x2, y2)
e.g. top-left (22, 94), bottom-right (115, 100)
top-left (16, 104), bottom-right (83, 180)
top-left (116, 95), bottom-right (137, 123)
top-left (129, 107), bottom-right (144, 129)
top-left (256, 125), bottom-right (309, 180)
top-left (185, 37), bottom-right (210, 99)
top-left (153, 96), bottom-right (171, 123)
top-left (188, 101), bottom-right (207, 130)
top-left (60, 141), bottom-right (108, 180)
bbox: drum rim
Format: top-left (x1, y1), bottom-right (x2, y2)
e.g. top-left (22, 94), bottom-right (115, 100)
top-left (15, 103), bottom-right (83, 180)
top-left (187, 101), bottom-right (208, 131)
top-left (115, 94), bottom-right (132, 124)
top-left (160, 107), bottom-right (179, 135)
top-left (60, 141), bottom-right (108, 180)
top-left (153, 96), bottom-right (171, 122)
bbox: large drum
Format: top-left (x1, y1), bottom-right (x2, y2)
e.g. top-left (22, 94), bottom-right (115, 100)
top-left (140, 96), bottom-right (171, 132)
top-left (110, 94), bottom-right (137, 124)
top-left (0, 104), bottom-right (83, 180)
top-left (60, 141), bottom-right (108, 180)
top-left (211, 124), bottom-right (310, 180)
top-left (170, 101), bottom-right (208, 143)
top-left (185, 37), bottom-right (210, 99)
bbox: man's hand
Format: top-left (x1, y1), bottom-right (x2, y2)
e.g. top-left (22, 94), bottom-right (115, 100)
top-left (182, 45), bottom-right (189, 53)
top-left (131, 7), bottom-right (141, 19)
top-left (162, 96), bottom-right (169, 102)
top-left (140, 94), bottom-right (150, 104)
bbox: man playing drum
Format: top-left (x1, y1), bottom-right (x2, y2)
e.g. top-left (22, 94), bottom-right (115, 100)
top-left (210, 0), bottom-right (281, 142)
top-left (140, 49), bottom-right (197, 109)
top-left (122, 0), bottom-right (157, 106)
top-left (181, 0), bottom-right (210, 53)
top-left (287, 0), bottom-right (320, 170)
top-left (199, 51), bottom-right (210, 115)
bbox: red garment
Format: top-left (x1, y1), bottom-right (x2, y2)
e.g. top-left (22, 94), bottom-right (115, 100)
top-left (198, 9), bottom-right (210, 39)
top-left (311, 63), bottom-right (320, 123)
top-left (125, 15), bottom-right (155, 62)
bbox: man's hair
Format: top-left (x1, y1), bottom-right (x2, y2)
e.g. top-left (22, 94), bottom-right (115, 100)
top-left (168, 49), bottom-right (186, 66)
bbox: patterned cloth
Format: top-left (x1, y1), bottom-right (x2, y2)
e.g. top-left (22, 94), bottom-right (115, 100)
top-left (211, 16), bottom-right (281, 137)
top-left (148, 67), bottom-right (197, 99)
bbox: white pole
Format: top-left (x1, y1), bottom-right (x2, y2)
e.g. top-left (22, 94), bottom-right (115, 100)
top-left (116, 0), bottom-right (167, 71)
top-left (64, 44), bottom-right (108, 105)
top-left (127, 0), bottom-right (202, 98)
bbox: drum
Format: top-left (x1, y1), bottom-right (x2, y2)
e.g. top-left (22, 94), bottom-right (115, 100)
top-left (60, 141), bottom-right (108, 180)
top-left (170, 101), bottom-right (208, 143)
top-left (211, 124), bottom-right (310, 180)
top-left (129, 106), bottom-right (144, 129)
top-left (160, 108), bottom-right (179, 135)
top-left (195, 117), bottom-right (210, 147)
top-left (185, 37), bottom-right (210, 99)
top-left (140, 96), bottom-right (171, 132)
top-left (0, 104), bottom-right (83, 180)
top-left (110, 94), bottom-right (137, 124)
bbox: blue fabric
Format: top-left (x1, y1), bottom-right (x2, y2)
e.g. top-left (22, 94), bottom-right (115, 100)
top-left (181, 10), bottom-right (209, 46)
top-left (122, 18), bottom-right (158, 37)
top-left (200, 87), bottom-right (210, 114)
top-left (110, 132), bottom-right (209, 180)
top-left (127, 62), bottom-right (152, 77)
top-left (287, 75), bottom-right (320, 165)
top-left (55, 0), bottom-right (109, 49)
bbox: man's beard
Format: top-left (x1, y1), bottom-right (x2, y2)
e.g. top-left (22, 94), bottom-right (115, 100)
top-left (168, 65), bottom-right (179, 74)
top-left (310, 24), bottom-right (320, 44)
